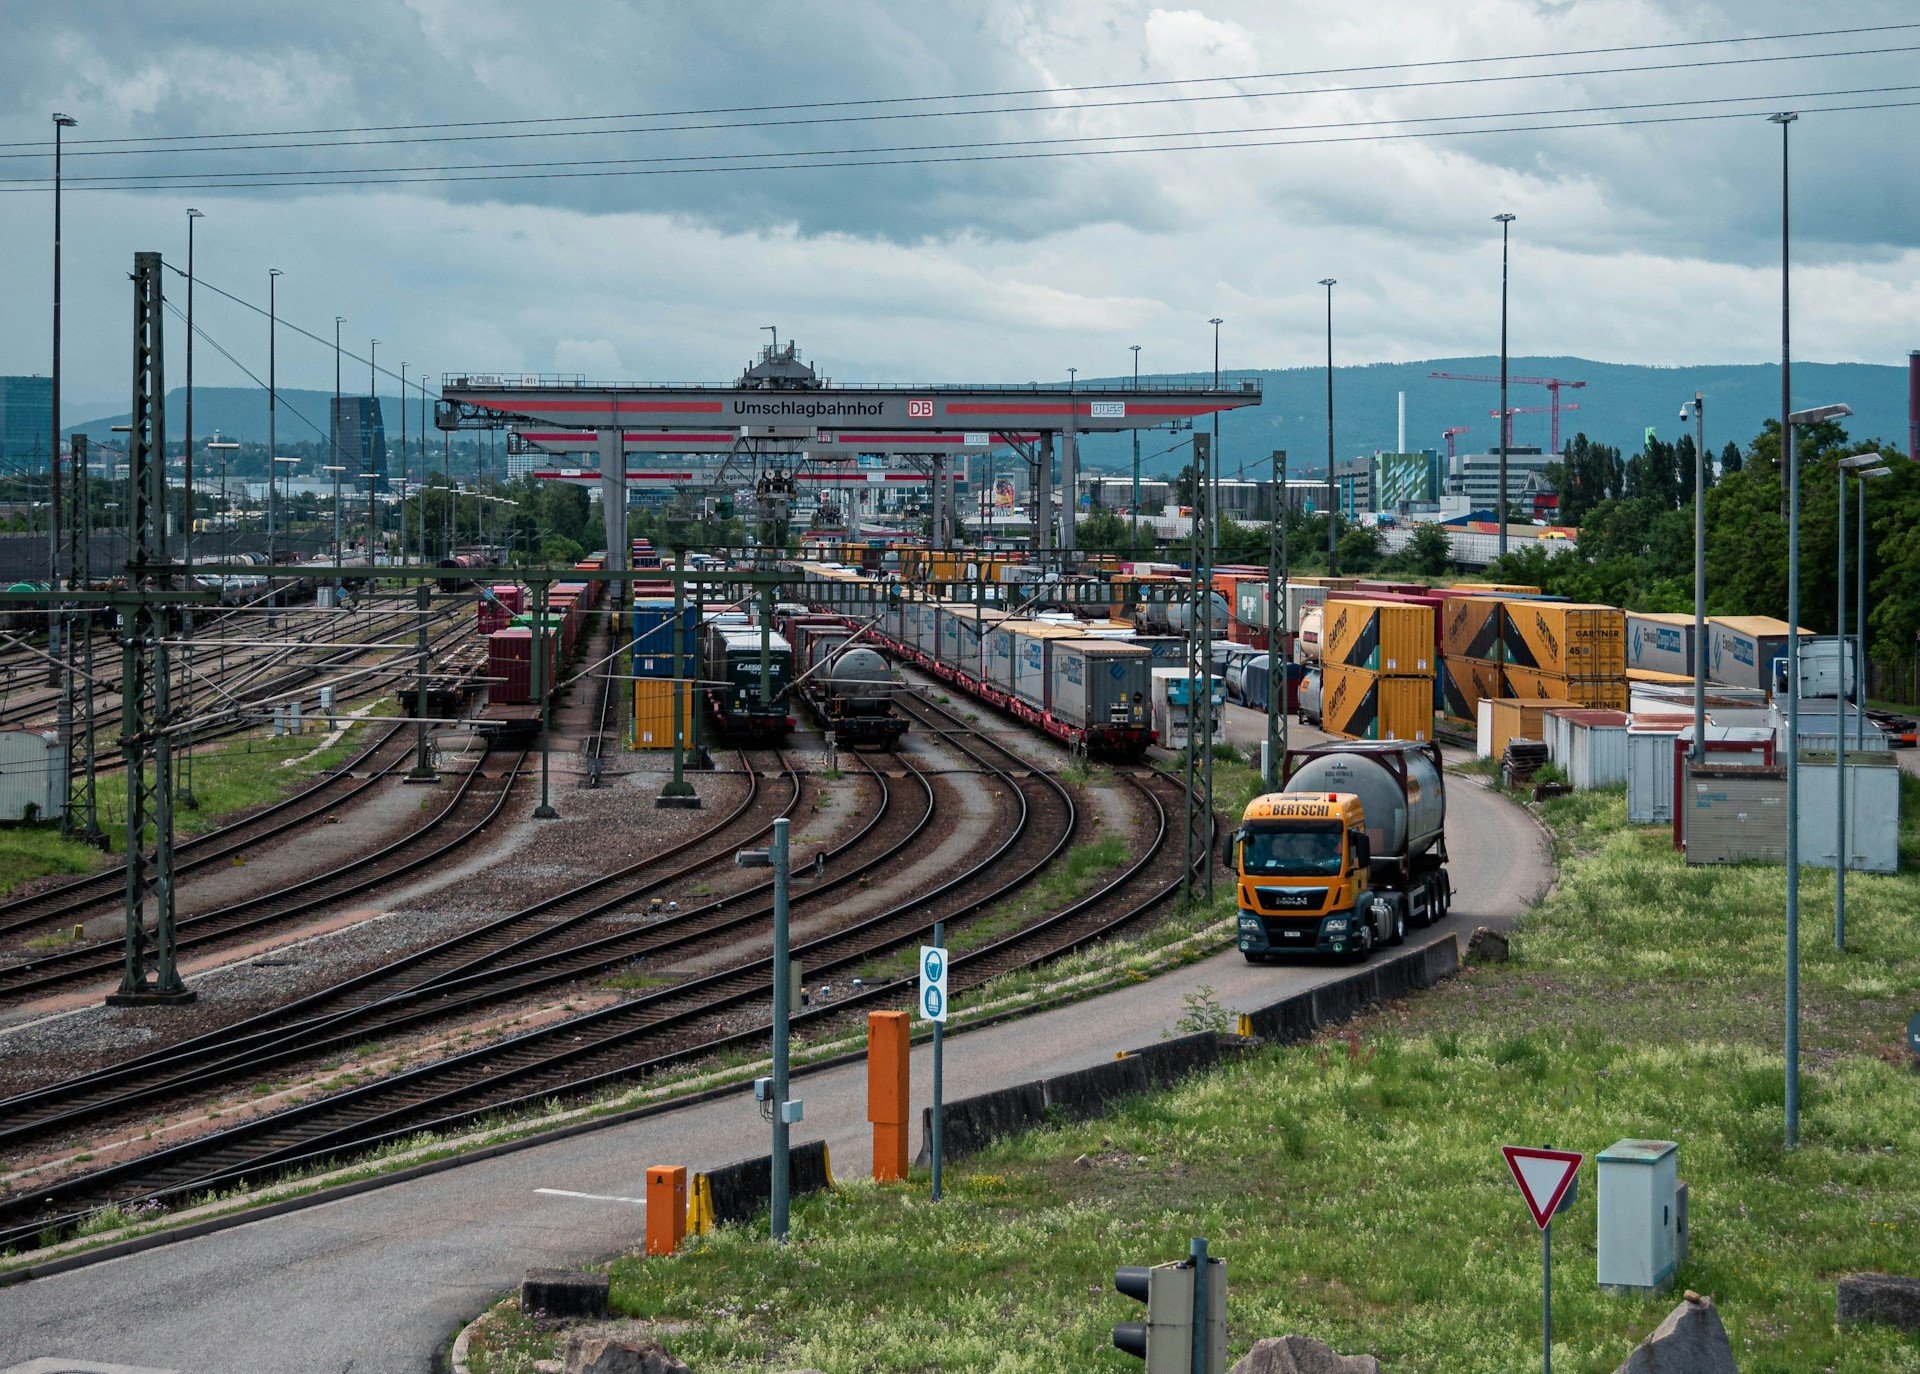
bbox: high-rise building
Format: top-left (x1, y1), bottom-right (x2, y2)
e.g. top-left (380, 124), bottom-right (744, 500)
top-left (0, 376), bottom-right (54, 471)
top-left (330, 396), bottom-right (388, 489)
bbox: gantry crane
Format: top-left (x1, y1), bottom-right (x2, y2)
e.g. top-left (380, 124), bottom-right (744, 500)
top-left (1432, 371), bottom-right (1587, 453)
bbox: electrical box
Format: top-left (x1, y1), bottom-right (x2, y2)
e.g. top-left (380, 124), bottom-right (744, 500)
top-left (1597, 1138), bottom-right (1679, 1293)
top-left (753, 1076), bottom-right (772, 1102)
top-left (779, 1099), bottom-right (804, 1125)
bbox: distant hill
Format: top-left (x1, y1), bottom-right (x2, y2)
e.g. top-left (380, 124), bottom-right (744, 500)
top-left (1073, 356), bottom-right (1915, 479)
top-left (66, 387), bottom-right (410, 446)
top-left (68, 360), bottom-right (1915, 475)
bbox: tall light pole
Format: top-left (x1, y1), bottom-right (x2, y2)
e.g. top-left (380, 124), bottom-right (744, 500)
top-left (268, 268), bottom-right (283, 611)
top-left (1833, 451), bottom-right (1882, 953)
top-left (361, 471), bottom-right (380, 564)
top-left (1129, 344), bottom-right (1142, 552)
top-left (332, 315), bottom-right (345, 511)
top-left (1771, 107), bottom-right (1800, 1150)
top-left (50, 113), bottom-right (76, 592)
top-left (399, 362), bottom-right (409, 568)
top-left (1209, 317), bottom-right (1223, 557)
top-left (1855, 467), bottom-right (1890, 748)
top-left (325, 464), bottom-right (346, 602)
top-left (208, 439), bottom-right (238, 563)
top-left (1681, 391), bottom-right (1705, 758)
top-left (1266, 448), bottom-right (1288, 788)
top-left (1494, 213), bottom-right (1517, 554)
top-left (184, 209), bottom-right (204, 567)
top-left (1318, 281), bottom-right (1337, 574)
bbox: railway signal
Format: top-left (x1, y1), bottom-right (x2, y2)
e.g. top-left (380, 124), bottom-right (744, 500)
top-left (1111, 1239), bottom-right (1226, 1373)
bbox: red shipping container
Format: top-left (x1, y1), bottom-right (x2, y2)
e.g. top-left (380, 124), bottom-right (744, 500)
top-left (488, 628), bottom-right (537, 705)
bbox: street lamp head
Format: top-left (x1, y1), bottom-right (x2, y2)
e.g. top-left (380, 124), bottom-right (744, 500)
top-left (1861, 466), bottom-right (1894, 479)
top-left (269, 267), bottom-right (282, 278)
top-left (323, 464), bottom-right (346, 473)
top-left (1838, 453), bottom-right (1883, 470)
top-left (1209, 316), bottom-right (1223, 327)
top-left (1769, 111), bottom-right (1799, 125)
top-left (1318, 278), bottom-right (1336, 288)
top-left (1788, 403), bottom-right (1852, 425)
top-left (186, 207), bottom-right (204, 220)
top-left (53, 113), bottom-right (76, 128)
top-left (1494, 212), bottom-right (1516, 224)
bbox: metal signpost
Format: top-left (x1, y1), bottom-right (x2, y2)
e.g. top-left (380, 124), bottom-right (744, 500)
top-left (922, 927), bottom-right (948, 1200)
top-left (1502, 1145), bottom-right (1583, 1374)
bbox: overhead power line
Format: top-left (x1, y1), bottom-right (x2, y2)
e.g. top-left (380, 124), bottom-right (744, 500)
top-left (3, 20), bottom-right (1913, 153)
top-left (12, 81), bottom-right (1914, 189)
top-left (16, 94), bottom-right (1918, 195)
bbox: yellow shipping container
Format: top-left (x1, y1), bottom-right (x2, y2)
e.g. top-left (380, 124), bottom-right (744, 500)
top-left (1500, 603), bottom-right (1626, 677)
top-left (633, 679), bottom-right (696, 749)
top-left (1441, 594), bottom-right (1504, 662)
top-left (1440, 656), bottom-right (1506, 725)
top-left (1487, 697), bottom-right (1562, 761)
top-left (1502, 666), bottom-right (1629, 710)
top-left (1322, 664), bottom-right (1434, 742)
top-left (1321, 599), bottom-right (1435, 676)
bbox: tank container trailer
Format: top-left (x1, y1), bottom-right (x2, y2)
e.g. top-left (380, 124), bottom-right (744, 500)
top-left (1225, 740), bottom-right (1450, 961)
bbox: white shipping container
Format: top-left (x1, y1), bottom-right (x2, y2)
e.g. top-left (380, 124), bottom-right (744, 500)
top-left (1546, 709), bottom-right (1630, 789)
top-left (1008, 626), bottom-right (1057, 711)
top-left (1049, 640), bottom-right (1151, 731)
top-left (0, 729), bottom-right (67, 823)
top-left (1797, 754), bottom-right (1903, 873)
top-left (1476, 698), bottom-right (1495, 760)
top-left (1624, 612), bottom-right (1694, 677)
top-left (1150, 667), bottom-right (1225, 751)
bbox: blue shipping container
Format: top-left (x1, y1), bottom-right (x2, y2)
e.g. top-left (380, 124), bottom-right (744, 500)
top-left (632, 599), bottom-right (697, 679)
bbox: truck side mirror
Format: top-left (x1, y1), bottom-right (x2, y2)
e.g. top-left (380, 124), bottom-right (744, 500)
top-left (1220, 829), bottom-right (1239, 871)
top-left (1352, 832), bottom-right (1370, 869)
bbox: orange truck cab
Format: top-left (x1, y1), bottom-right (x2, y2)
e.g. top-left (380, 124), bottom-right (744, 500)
top-left (1226, 741), bottom-right (1452, 961)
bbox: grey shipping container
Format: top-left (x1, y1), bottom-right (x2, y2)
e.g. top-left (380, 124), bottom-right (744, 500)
top-left (1683, 764), bottom-right (1787, 864)
top-left (1797, 753), bottom-right (1902, 873)
top-left (0, 728), bottom-right (66, 822)
top-left (1048, 639), bottom-right (1151, 731)
top-left (1782, 697), bottom-right (1887, 753)
top-left (1627, 725), bottom-right (1683, 824)
top-left (1625, 612), bottom-right (1694, 677)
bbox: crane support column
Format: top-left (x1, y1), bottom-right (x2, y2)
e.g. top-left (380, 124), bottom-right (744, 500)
top-left (598, 424), bottom-right (627, 608)
top-left (1034, 432), bottom-right (1054, 556)
top-left (1059, 427), bottom-right (1078, 554)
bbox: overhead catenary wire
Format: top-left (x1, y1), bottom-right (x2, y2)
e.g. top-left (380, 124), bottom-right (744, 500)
top-left (21, 80), bottom-right (1919, 190)
top-left (2, 21), bottom-right (1914, 155)
top-left (13, 93), bottom-right (1918, 195)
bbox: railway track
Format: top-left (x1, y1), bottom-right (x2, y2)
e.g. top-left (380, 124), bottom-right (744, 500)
top-left (0, 750), bottom-right (800, 1162)
top-left (0, 702), bottom-right (1198, 1249)
top-left (0, 722), bottom-right (412, 947)
top-left (0, 746), bottom-right (528, 1003)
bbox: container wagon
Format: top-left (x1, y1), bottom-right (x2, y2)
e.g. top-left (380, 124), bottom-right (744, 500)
top-left (701, 624), bottom-right (794, 742)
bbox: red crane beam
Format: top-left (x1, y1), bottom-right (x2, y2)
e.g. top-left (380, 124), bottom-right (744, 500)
top-left (1434, 370), bottom-right (1588, 452)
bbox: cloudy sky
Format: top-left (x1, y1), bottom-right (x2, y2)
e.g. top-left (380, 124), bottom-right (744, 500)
top-left (1, 0), bottom-right (1916, 418)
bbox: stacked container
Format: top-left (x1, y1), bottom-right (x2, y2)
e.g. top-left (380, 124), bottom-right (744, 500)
top-left (487, 625), bottom-right (556, 706)
top-left (632, 679), bottom-right (695, 748)
top-left (1317, 597), bottom-right (1436, 742)
top-left (1705, 616), bottom-right (1807, 691)
top-left (478, 583), bottom-right (525, 634)
top-left (631, 597), bottom-right (698, 679)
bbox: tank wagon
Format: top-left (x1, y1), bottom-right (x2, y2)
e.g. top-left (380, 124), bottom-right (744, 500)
top-left (788, 618), bottom-right (908, 747)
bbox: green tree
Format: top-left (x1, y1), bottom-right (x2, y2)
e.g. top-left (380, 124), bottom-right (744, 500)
top-left (1403, 523), bottom-right (1452, 577)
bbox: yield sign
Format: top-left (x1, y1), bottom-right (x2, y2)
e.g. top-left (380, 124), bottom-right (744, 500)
top-left (1501, 1146), bottom-right (1583, 1229)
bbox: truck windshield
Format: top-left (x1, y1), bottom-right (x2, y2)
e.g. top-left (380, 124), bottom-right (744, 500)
top-left (1242, 823), bottom-right (1344, 876)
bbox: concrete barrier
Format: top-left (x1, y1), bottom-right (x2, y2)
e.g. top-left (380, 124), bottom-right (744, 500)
top-left (914, 937), bottom-right (1465, 1168)
top-left (1044, 1056), bottom-right (1151, 1122)
top-left (695, 1139), bottom-right (833, 1230)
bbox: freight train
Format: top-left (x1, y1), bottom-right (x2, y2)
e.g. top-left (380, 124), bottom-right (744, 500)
top-left (778, 611), bottom-right (909, 747)
top-left (699, 622), bottom-right (795, 742)
top-left (475, 554), bottom-right (606, 735)
top-left (787, 562), bottom-right (1153, 759)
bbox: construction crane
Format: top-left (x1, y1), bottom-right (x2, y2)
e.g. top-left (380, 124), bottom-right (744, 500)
top-left (1432, 371), bottom-right (1587, 453)
top-left (1441, 426), bottom-right (1470, 459)
top-left (1488, 403), bottom-right (1580, 449)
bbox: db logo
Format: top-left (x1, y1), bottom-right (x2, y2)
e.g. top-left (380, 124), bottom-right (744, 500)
top-left (907, 398), bottom-right (934, 418)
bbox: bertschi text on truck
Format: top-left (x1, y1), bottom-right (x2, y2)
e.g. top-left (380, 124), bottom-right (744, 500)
top-left (1224, 741), bottom-right (1451, 960)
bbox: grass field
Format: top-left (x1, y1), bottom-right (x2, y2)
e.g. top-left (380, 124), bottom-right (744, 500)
top-left (464, 774), bottom-right (1920, 1374)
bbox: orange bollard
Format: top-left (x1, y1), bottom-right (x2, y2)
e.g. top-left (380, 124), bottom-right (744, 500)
top-left (868, 1010), bottom-right (910, 1182)
top-left (645, 1165), bottom-right (688, 1256)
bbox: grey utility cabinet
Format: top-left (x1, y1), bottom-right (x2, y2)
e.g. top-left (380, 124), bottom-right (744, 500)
top-left (1597, 1138), bottom-right (1680, 1293)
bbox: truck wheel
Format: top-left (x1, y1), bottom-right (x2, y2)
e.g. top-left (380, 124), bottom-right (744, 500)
top-left (1352, 920), bottom-right (1374, 961)
top-left (1389, 900), bottom-right (1407, 946)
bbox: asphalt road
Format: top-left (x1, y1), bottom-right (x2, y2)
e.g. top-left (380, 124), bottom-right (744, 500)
top-left (0, 708), bottom-right (1549, 1374)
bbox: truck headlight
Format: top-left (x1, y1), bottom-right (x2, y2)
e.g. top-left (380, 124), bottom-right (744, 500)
top-left (1238, 916), bottom-right (1261, 933)
top-left (1323, 917), bottom-right (1350, 933)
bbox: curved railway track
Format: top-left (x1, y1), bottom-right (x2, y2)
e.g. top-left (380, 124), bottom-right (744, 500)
top-left (0, 699), bottom-right (1201, 1250)
top-left (0, 747), bottom-right (528, 1002)
top-left (0, 722), bottom-right (412, 947)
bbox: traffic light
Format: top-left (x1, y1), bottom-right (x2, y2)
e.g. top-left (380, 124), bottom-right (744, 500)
top-left (1110, 1251), bottom-right (1227, 1373)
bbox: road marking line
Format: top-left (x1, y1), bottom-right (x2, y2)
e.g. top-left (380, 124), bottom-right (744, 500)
top-left (535, 1187), bottom-right (647, 1206)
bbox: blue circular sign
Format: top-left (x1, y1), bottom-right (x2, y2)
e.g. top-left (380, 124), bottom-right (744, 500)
top-left (924, 949), bottom-right (944, 982)
top-left (923, 986), bottom-right (944, 1018)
